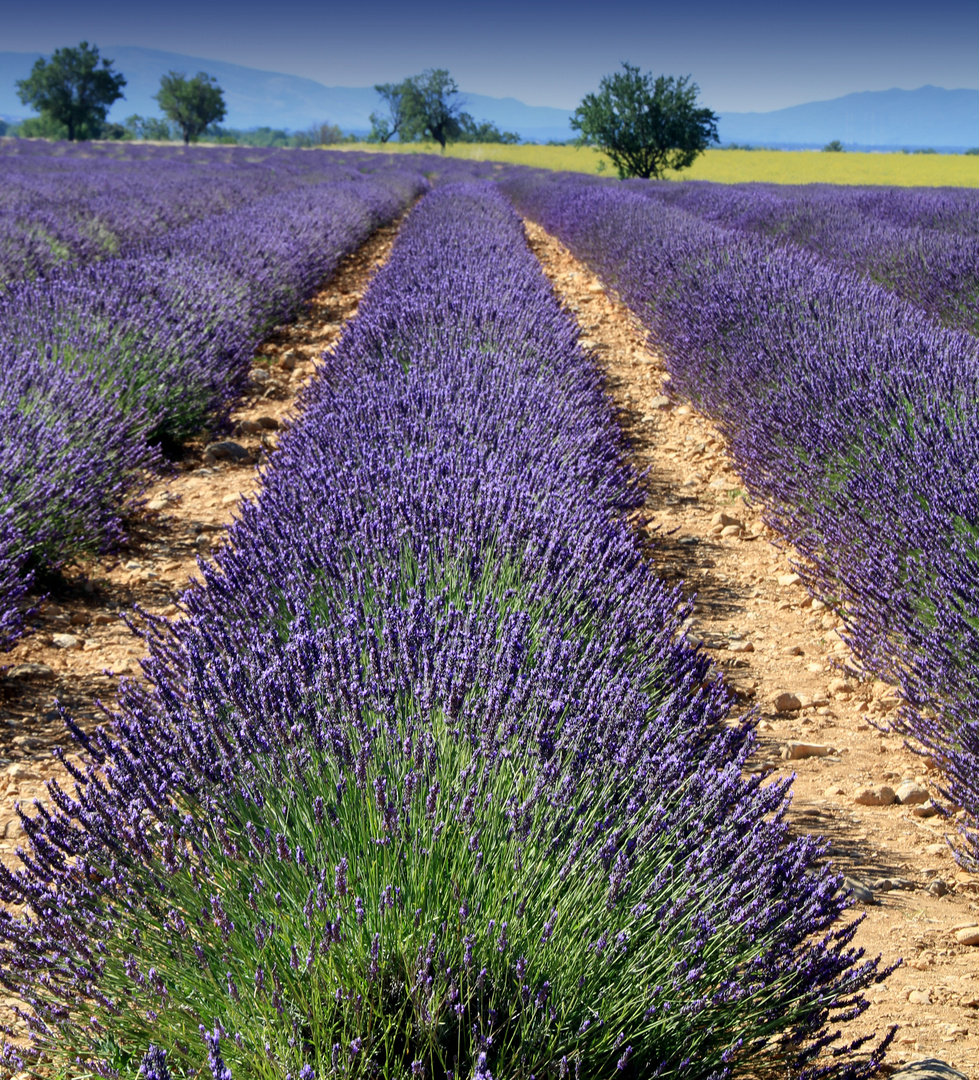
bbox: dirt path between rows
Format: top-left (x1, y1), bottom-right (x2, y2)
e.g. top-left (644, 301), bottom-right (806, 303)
top-left (522, 219), bottom-right (979, 1075)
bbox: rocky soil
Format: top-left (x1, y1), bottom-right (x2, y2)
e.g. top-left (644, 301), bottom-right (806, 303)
top-left (0, 205), bottom-right (976, 1075)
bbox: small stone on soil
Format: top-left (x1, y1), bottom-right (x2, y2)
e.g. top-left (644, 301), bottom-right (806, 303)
top-left (896, 782), bottom-right (929, 805)
top-left (51, 634), bottom-right (82, 650)
top-left (782, 741), bottom-right (833, 760)
top-left (853, 785), bottom-right (897, 806)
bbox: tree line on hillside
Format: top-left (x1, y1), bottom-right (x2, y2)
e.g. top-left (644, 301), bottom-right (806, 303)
top-left (8, 43), bottom-right (721, 174)
top-left (13, 43), bottom-right (226, 143)
top-left (8, 42), bottom-right (349, 147)
top-left (8, 45), bottom-right (979, 173)
top-left (7, 44), bottom-right (520, 150)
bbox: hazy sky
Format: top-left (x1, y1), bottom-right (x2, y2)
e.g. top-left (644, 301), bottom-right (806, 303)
top-left (4, 0), bottom-right (979, 112)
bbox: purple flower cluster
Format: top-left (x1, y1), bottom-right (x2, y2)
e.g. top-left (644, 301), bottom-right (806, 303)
top-left (0, 513), bottom-right (31, 651)
top-left (620, 179), bottom-right (979, 335)
top-left (502, 173), bottom-right (979, 867)
top-left (0, 147), bottom-right (431, 652)
top-left (0, 184), bottom-right (888, 1078)
top-left (0, 141), bottom-right (439, 282)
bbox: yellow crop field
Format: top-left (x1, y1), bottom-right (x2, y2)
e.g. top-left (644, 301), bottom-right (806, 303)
top-left (342, 141), bottom-right (979, 187)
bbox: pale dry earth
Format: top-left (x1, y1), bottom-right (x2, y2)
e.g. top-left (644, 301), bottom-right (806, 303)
top-left (0, 203), bottom-right (976, 1074)
top-left (524, 219), bottom-right (979, 1075)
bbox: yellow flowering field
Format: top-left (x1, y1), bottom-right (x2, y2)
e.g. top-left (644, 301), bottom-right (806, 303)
top-left (342, 141), bottom-right (979, 187)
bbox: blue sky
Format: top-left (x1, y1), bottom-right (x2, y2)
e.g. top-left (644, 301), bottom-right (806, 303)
top-left (4, 0), bottom-right (978, 112)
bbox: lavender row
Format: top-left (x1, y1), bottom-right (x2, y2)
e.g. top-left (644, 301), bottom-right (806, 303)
top-left (0, 166), bottom-right (427, 652)
top-left (0, 142), bottom-right (437, 284)
top-left (502, 173), bottom-right (979, 867)
top-left (0, 183), bottom-right (888, 1079)
top-left (621, 179), bottom-right (979, 336)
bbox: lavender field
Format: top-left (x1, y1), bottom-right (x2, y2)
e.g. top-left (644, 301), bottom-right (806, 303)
top-left (0, 142), bottom-right (437, 650)
top-left (8, 141), bottom-right (979, 1076)
top-left (503, 171), bottom-right (979, 925)
top-left (627, 180), bottom-right (979, 335)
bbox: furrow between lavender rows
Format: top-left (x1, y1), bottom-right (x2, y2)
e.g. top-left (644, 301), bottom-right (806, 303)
top-left (500, 175), bottom-right (979, 879)
top-left (0, 184), bottom-right (888, 1078)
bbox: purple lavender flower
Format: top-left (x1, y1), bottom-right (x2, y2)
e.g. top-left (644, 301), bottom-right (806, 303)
top-left (138, 1046), bottom-right (170, 1080)
top-left (0, 179), bottom-right (890, 1080)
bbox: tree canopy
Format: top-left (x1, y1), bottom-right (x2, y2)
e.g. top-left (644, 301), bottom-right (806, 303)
top-left (369, 79), bottom-right (423, 143)
top-left (15, 42), bottom-right (126, 142)
top-left (456, 115), bottom-right (519, 144)
top-left (368, 70), bottom-right (518, 147)
top-left (155, 71), bottom-right (227, 145)
top-left (409, 69), bottom-right (467, 149)
top-left (571, 63), bottom-right (718, 179)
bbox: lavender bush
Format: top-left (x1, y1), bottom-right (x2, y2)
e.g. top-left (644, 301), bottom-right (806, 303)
top-left (0, 513), bottom-right (30, 651)
top-left (0, 352), bottom-right (157, 574)
top-left (501, 173), bottom-right (979, 870)
top-left (0, 179), bottom-right (421, 441)
top-left (0, 142), bottom-right (445, 283)
top-left (618, 180), bottom-right (979, 336)
top-left (0, 151), bottom-right (431, 653)
top-left (0, 139), bottom-right (512, 285)
top-left (0, 185), bottom-right (889, 1079)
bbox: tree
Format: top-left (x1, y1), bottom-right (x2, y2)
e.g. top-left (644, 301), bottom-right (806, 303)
top-left (16, 115), bottom-right (68, 139)
top-left (823, 139), bottom-right (845, 152)
top-left (124, 114), bottom-right (174, 141)
top-left (411, 69), bottom-right (467, 149)
top-left (15, 41), bottom-right (126, 142)
top-left (571, 63), bottom-right (718, 179)
top-left (368, 79), bottom-right (422, 143)
top-left (456, 116), bottom-right (520, 144)
top-left (155, 71), bottom-right (226, 145)
top-left (368, 70), bottom-right (468, 149)
top-left (293, 121), bottom-right (345, 147)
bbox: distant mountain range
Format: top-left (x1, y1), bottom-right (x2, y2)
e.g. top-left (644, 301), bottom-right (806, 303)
top-left (719, 86), bottom-right (979, 150)
top-left (1, 48), bottom-right (978, 150)
top-left (0, 47), bottom-right (575, 142)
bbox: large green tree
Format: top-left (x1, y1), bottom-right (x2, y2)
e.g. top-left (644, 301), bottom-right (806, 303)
top-left (368, 79), bottom-right (423, 143)
top-left (572, 63), bottom-right (718, 179)
top-left (368, 69), bottom-right (472, 149)
top-left (155, 71), bottom-right (226, 145)
top-left (410, 69), bottom-right (467, 149)
top-left (15, 42), bottom-right (126, 142)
